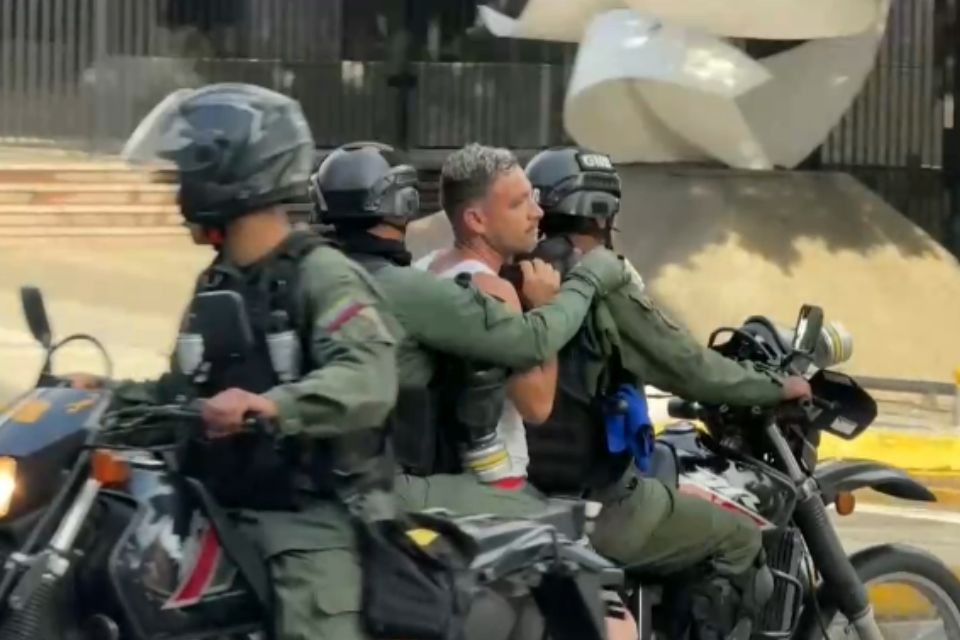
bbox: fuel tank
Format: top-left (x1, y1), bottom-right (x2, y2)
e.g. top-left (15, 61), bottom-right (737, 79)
top-left (657, 423), bottom-right (798, 529)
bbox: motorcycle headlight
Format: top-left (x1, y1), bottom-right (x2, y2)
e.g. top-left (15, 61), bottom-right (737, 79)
top-left (0, 457), bottom-right (18, 518)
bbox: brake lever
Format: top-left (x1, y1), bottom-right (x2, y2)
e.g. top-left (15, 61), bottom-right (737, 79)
top-left (792, 395), bottom-right (838, 424)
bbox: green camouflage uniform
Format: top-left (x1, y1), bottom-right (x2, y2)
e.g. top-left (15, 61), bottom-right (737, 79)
top-left (568, 259), bottom-right (781, 577)
top-left (356, 247), bottom-right (629, 517)
top-left (114, 241), bottom-right (402, 640)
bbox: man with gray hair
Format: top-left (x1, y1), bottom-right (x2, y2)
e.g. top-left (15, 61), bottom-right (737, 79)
top-left (415, 142), bottom-right (560, 489)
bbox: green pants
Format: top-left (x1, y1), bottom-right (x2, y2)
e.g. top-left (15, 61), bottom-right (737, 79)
top-left (588, 474), bottom-right (761, 578)
top-left (239, 501), bottom-right (368, 640)
top-left (269, 547), bottom-right (365, 640)
top-left (241, 478), bottom-right (546, 640)
top-left (394, 472), bottom-right (547, 517)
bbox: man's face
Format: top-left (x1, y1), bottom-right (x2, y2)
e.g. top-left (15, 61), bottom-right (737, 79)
top-left (470, 166), bottom-right (543, 258)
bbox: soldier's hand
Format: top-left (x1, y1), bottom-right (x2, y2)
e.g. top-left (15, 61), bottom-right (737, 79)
top-left (519, 258), bottom-right (561, 308)
top-left (63, 372), bottom-right (106, 390)
top-left (780, 376), bottom-right (813, 402)
top-left (202, 388), bottom-right (278, 439)
top-left (569, 247), bottom-right (632, 296)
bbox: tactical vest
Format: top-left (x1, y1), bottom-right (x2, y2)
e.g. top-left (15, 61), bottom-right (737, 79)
top-left (180, 231), bottom-right (322, 396)
top-left (524, 236), bottom-right (631, 495)
top-left (344, 248), bottom-right (507, 479)
top-left (175, 231), bottom-right (388, 510)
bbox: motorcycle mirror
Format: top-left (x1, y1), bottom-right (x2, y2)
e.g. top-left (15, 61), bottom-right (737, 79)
top-left (19, 286), bottom-right (53, 350)
top-left (189, 290), bottom-right (256, 361)
top-left (791, 304), bottom-right (824, 356)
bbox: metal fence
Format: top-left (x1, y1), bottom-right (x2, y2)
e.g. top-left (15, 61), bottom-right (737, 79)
top-left (818, 0), bottom-right (957, 252)
top-left (0, 0), bottom-right (570, 153)
top-left (1, 0), bottom-right (949, 157)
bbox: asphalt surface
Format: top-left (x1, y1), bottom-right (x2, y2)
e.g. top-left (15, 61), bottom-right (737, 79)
top-left (834, 503), bottom-right (960, 568)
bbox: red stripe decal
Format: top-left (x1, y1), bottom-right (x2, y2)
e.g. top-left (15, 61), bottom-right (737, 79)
top-left (493, 477), bottom-right (526, 491)
top-left (678, 484), bottom-right (772, 529)
top-left (164, 526), bottom-right (222, 609)
top-left (325, 303), bottom-right (365, 333)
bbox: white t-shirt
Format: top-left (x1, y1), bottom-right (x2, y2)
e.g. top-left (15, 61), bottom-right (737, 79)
top-left (414, 250), bottom-right (529, 478)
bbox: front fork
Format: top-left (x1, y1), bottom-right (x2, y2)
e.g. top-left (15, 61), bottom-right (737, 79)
top-left (763, 423), bottom-right (883, 640)
top-left (5, 478), bottom-right (102, 611)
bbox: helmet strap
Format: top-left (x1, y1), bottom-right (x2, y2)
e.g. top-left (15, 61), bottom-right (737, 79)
top-left (204, 226), bottom-right (226, 248)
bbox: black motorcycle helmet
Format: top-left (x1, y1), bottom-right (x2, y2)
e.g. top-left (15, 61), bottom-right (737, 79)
top-left (121, 83), bottom-right (315, 228)
top-left (525, 146), bottom-right (621, 244)
top-left (310, 141), bottom-right (421, 228)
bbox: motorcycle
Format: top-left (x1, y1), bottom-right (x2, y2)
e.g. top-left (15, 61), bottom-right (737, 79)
top-left (0, 285), bottom-right (621, 640)
top-left (628, 304), bottom-right (960, 640)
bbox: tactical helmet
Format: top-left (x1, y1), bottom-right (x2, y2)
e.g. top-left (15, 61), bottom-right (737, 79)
top-left (525, 147), bottom-right (621, 220)
top-left (310, 141), bottom-right (421, 225)
top-left (121, 83), bottom-right (315, 227)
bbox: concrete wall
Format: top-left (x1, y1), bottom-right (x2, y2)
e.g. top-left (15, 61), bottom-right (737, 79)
top-left (408, 166), bottom-right (960, 382)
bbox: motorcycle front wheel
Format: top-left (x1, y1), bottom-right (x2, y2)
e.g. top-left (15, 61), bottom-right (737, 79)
top-left (806, 544), bottom-right (960, 640)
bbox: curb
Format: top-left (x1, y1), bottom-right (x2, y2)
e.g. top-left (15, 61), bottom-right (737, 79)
top-left (654, 423), bottom-right (960, 509)
top-left (653, 422), bottom-right (960, 474)
top-left (818, 430), bottom-right (960, 474)
top-left (818, 431), bottom-right (960, 509)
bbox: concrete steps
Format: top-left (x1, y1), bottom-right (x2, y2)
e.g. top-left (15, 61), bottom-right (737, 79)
top-left (0, 183), bottom-right (176, 206)
top-left (0, 160), bottom-right (181, 237)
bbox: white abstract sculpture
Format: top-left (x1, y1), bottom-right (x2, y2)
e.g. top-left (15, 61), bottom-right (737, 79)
top-left (478, 0), bottom-right (890, 169)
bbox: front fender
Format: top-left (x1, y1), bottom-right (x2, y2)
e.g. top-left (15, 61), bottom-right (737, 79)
top-left (814, 459), bottom-right (936, 504)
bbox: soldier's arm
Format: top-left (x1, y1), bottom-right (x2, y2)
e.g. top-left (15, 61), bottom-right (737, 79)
top-left (471, 272), bottom-right (557, 424)
top-left (263, 248), bottom-right (401, 438)
top-left (396, 247), bottom-right (628, 371)
top-left (606, 286), bottom-right (783, 406)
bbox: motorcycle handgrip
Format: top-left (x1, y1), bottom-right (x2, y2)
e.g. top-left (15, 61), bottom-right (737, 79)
top-left (240, 412), bottom-right (281, 437)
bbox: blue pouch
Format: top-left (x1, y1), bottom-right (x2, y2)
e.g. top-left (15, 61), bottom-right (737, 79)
top-left (604, 384), bottom-right (655, 473)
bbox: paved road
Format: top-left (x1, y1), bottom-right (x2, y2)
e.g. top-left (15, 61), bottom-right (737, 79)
top-left (835, 502), bottom-right (960, 567)
top-left (831, 504), bottom-right (960, 640)
top-left (0, 237), bottom-right (207, 399)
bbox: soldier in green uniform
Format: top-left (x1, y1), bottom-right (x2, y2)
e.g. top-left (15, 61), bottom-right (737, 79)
top-left (308, 141), bottom-right (630, 517)
top-left (521, 147), bottom-right (813, 640)
top-left (70, 85), bottom-right (401, 640)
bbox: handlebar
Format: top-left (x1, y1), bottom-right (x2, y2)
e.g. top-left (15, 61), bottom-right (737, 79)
top-left (98, 401), bottom-right (272, 447)
top-left (666, 394), bottom-right (837, 424)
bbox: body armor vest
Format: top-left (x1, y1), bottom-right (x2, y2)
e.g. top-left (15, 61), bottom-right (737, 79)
top-left (175, 231), bottom-right (388, 510)
top-left (179, 233), bottom-right (321, 396)
top-left (525, 330), bottom-right (630, 495)
top-left (524, 236), bottom-right (631, 495)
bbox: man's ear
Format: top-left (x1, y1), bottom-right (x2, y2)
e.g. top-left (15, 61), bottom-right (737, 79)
top-left (461, 203), bottom-right (486, 235)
